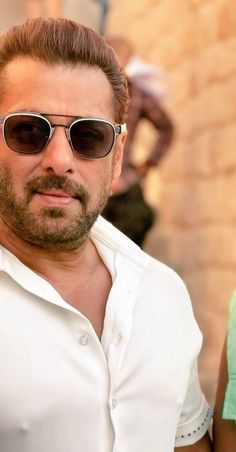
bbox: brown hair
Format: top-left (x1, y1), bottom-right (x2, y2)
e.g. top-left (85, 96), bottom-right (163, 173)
top-left (0, 17), bottom-right (129, 123)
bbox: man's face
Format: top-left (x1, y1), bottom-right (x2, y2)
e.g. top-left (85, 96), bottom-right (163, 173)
top-left (0, 58), bottom-right (125, 250)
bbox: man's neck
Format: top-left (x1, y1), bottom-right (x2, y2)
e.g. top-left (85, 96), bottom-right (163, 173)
top-left (0, 218), bottom-right (97, 285)
top-left (0, 219), bottom-right (111, 339)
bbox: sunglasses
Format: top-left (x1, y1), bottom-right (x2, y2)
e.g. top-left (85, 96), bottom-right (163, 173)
top-left (0, 112), bottom-right (126, 160)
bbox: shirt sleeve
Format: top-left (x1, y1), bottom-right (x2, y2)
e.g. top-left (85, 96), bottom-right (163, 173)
top-left (175, 359), bottom-right (212, 447)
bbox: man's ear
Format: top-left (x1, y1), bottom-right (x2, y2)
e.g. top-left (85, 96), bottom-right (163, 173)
top-left (112, 131), bottom-right (127, 183)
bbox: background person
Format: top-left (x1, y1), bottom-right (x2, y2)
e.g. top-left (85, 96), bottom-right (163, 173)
top-left (213, 293), bottom-right (236, 451)
top-left (102, 36), bottom-right (174, 247)
top-left (0, 17), bottom-right (211, 451)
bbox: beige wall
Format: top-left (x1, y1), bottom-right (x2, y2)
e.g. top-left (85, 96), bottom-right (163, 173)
top-left (107, 0), bottom-right (236, 404)
top-left (0, 0), bottom-right (27, 30)
top-left (0, 0), bottom-right (103, 31)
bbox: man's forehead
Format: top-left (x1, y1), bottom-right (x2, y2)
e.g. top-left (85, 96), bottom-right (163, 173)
top-left (4, 57), bottom-right (104, 80)
top-left (0, 58), bottom-right (116, 120)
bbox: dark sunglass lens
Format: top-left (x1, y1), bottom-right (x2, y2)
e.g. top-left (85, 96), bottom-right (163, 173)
top-left (70, 120), bottom-right (114, 158)
top-left (4, 115), bottom-right (50, 154)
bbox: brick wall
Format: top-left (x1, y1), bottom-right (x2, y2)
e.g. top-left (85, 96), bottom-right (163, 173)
top-left (106, 0), bottom-right (236, 404)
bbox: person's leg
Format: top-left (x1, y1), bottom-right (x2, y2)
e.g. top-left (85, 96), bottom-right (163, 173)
top-left (102, 184), bottom-right (155, 247)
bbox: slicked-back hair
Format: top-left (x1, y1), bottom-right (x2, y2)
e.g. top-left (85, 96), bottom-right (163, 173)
top-left (0, 17), bottom-right (129, 123)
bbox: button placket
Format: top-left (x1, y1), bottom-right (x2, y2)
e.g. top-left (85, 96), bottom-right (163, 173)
top-left (107, 286), bottom-right (136, 414)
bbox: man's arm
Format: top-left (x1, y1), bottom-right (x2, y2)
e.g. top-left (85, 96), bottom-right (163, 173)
top-left (174, 432), bottom-right (212, 451)
top-left (140, 88), bottom-right (174, 168)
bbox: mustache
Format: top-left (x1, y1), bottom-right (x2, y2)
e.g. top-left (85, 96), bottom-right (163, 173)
top-left (25, 175), bottom-right (89, 205)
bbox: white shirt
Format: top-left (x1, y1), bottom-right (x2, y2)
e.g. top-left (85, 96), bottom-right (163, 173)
top-left (0, 216), bottom-right (211, 452)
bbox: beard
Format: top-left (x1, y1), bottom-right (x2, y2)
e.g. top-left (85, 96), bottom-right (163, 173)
top-left (0, 166), bottom-right (110, 251)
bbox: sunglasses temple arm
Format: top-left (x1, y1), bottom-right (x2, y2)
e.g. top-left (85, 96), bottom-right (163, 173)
top-left (115, 123), bottom-right (126, 135)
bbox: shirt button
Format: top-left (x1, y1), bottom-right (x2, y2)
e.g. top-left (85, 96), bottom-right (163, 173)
top-left (112, 398), bottom-right (117, 409)
top-left (116, 333), bottom-right (122, 345)
top-left (79, 334), bottom-right (89, 345)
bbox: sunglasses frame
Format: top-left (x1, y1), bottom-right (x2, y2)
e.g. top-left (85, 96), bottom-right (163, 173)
top-left (0, 112), bottom-right (127, 160)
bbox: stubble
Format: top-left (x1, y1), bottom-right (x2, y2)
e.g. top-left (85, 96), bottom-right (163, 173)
top-left (0, 166), bottom-right (110, 251)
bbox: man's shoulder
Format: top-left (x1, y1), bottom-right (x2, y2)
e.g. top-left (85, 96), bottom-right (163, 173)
top-left (93, 217), bottom-right (200, 342)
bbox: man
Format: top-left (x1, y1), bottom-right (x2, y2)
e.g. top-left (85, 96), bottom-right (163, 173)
top-left (0, 17), bottom-right (211, 451)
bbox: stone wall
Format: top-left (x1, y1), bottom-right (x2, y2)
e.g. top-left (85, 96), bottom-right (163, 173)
top-left (106, 0), bottom-right (236, 404)
top-left (0, 0), bottom-right (104, 32)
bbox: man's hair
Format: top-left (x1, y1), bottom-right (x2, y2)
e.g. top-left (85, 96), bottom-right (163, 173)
top-left (0, 17), bottom-right (129, 123)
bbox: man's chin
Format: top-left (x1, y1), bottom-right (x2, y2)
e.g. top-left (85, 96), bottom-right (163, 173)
top-left (41, 206), bottom-right (67, 219)
top-left (21, 224), bottom-right (89, 251)
top-left (16, 209), bottom-right (99, 250)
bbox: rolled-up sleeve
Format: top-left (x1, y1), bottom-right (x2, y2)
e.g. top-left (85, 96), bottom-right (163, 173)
top-left (175, 359), bottom-right (212, 447)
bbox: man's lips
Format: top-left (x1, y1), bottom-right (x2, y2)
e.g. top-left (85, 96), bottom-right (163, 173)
top-left (26, 175), bottom-right (89, 207)
top-left (34, 190), bottom-right (78, 205)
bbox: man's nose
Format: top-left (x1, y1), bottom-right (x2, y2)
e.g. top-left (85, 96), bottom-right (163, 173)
top-left (40, 126), bottom-right (76, 174)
